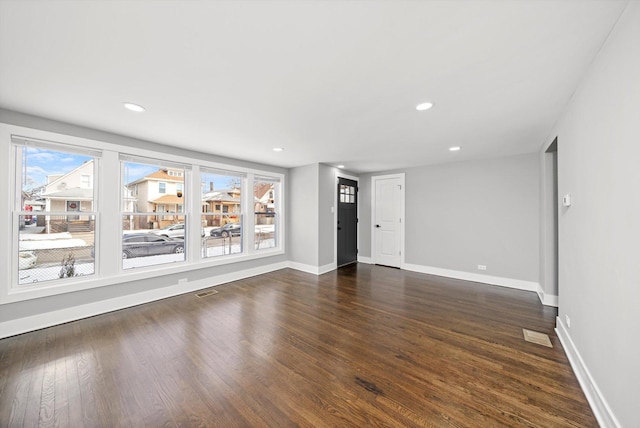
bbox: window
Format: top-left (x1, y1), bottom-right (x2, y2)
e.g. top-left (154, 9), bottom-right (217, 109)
top-left (81, 174), bottom-right (92, 189)
top-left (122, 159), bottom-right (187, 270)
top-left (254, 178), bottom-right (278, 250)
top-left (340, 184), bottom-right (356, 203)
top-left (14, 140), bottom-right (99, 286)
top-left (201, 170), bottom-right (243, 258)
top-left (5, 125), bottom-right (284, 303)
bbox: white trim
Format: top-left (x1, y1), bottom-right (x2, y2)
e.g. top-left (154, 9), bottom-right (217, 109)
top-left (357, 256), bottom-right (373, 264)
top-left (555, 317), bottom-right (620, 428)
top-left (1, 122), bottom-right (286, 304)
top-left (0, 261), bottom-right (288, 340)
top-left (287, 261), bottom-right (336, 276)
top-left (537, 284), bottom-right (559, 307)
top-left (371, 173), bottom-right (405, 268)
top-left (402, 263), bottom-right (539, 292)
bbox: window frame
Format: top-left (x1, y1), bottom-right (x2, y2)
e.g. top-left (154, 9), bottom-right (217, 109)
top-left (9, 135), bottom-right (101, 291)
top-left (199, 168), bottom-right (246, 259)
top-left (253, 176), bottom-right (281, 252)
top-left (120, 156), bottom-right (189, 272)
top-left (1, 123), bottom-right (285, 305)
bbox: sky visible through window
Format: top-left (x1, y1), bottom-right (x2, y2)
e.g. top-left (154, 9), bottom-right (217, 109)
top-left (23, 147), bottom-right (243, 193)
top-left (201, 172), bottom-right (242, 195)
top-left (22, 147), bottom-right (92, 191)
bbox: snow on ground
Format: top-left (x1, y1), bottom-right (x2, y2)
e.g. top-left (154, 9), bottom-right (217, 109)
top-left (19, 262), bottom-right (95, 285)
top-left (20, 239), bottom-right (88, 250)
top-left (19, 232), bottom-right (74, 241)
top-left (123, 253), bottom-right (185, 269)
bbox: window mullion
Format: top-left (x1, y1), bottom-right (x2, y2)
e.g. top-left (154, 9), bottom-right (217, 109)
top-left (245, 173), bottom-right (255, 253)
top-left (188, 165), bottom-right (200, 263)
top-left (100, 150), bottom-right (121, 276)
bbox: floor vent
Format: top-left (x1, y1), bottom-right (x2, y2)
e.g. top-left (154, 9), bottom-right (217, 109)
top-left (195, 290), bottom-right (219, 298)
top-left (523, 329), bottom-right (553, 348)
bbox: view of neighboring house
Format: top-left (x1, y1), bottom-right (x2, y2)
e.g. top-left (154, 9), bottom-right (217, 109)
top-left (254, 182), bottom-right (275, 225)
top-left (122, 186), bottom-right (138, 231)
top-left (202, 187), bottom-right (241, 227)
top-left (126, 168), bottom-right (185, 229)
top-left (41, 160), bottom-right (95, 233)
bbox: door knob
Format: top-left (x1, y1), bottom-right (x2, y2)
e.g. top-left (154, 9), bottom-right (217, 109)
top-left (375, 224), bottom-right (381, 228)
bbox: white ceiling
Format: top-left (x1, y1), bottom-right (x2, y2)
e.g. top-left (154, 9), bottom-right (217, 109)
top-left (0, 0), bottom-right (627, 173)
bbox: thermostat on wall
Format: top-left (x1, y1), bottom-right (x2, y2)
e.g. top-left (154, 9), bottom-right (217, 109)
top-left (562, 194), bottom-right (572, 207)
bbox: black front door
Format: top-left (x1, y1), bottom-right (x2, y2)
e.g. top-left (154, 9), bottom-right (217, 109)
top-left (337, 177), bottom-right (358, 267)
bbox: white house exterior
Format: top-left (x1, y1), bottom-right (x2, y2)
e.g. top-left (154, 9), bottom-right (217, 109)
top-left (126, 168), bottom-right (185, 228)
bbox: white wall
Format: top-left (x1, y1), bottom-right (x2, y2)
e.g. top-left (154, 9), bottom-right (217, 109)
top-left (548, 3), bottom-right (640, 426)
top-left (287, 163), bottom-right (341, 272)
top-left (318, 164), bottom-right (338, 267)
top-left (288, 163), bottom-right (319, 267)
top-left (539, 146), bottom-right (559, 304)
top-left (360, 153), bottom-right (540, 287)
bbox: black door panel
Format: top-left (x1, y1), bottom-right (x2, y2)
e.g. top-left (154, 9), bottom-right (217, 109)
top-left (337, 178), bottom-right (358, 267)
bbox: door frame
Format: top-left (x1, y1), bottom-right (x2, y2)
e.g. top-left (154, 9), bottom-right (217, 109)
top-left (334, 171), bottom-right (359, 268)
top-left (371, 173), bottom-right (405, 267)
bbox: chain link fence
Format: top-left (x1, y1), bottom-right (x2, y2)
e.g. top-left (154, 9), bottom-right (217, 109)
top-left (18, 246), bottom-right (95, 285)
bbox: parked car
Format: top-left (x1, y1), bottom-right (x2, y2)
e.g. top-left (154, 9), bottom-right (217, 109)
top-left (158, 223), bottom-right (185, 238)
top-left (18, 251), bottom-right (38, 269)
top-left (122, 233), bottom-right (184, 259)
top-left (158, 223), bottom-right (205, 238)
top-left (209, 223), bottom-right (241, 238)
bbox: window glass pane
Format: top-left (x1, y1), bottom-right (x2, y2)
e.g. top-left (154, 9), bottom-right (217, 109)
top-left (254, 179), bottom-right (277, 250)
top-left (201, 214), bottom-right (243, 257)
top-left (18, 146), bottom-right (97, 286)
top-left (21, 146), bottom-right (95, 208)
top-left (122, 161), bottom-right (187, 269)
top-left (201, 171), bottom-right (243, 258)
top-left (123, 162), bottom-right (185, 214)
top-left (122, 215), bottom-right (186, 270)
top-left (18, 214), bottom-right (96, 285)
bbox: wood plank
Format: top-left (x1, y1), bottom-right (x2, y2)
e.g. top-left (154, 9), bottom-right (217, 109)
top-left (0, 265), bottom-right (598, 427)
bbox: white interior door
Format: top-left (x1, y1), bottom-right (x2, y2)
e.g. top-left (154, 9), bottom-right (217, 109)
top-left (373, 175), bottom-right (404, 267)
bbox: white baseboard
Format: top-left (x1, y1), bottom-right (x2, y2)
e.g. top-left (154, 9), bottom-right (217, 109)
top-left (537, 285), bottom-right (559, 307)
top-left (0, 261), bottom-right (289, 340)
top-left (555, 317), bottom-right (620, 428)
top-left (317, 262), bottom-right (336, 275)
top-left (287, 261), bottom-right (336, 275)
top-left (357, 256), bottom-right (373, 264)
top-left (402, 263), bottom-right (539, 293)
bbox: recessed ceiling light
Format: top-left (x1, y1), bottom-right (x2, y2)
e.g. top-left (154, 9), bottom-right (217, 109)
top-left (449, 146), bottom-right (461, 152)
top-left (416, 102), bottom-right (434, 111)
top-left (337, 165), bottom-right (345, 169)
top-left (123, 102), bottom-right (146, 112)
top-left (273, 147), bottom-right (284, 152)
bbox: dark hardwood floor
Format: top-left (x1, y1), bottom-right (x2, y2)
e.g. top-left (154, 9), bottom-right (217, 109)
top-left (0, 264), bottom-right (596, 427)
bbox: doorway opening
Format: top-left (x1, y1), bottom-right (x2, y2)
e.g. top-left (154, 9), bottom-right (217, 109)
top-left (543, 137), bottom-right (559, 306)
top-left (337, 177), bottom-right (358, 267)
